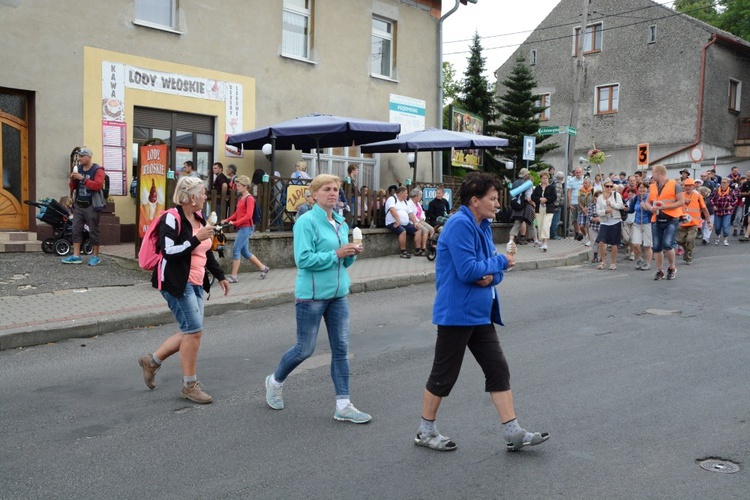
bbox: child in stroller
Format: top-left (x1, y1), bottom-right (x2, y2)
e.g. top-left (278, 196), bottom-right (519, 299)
top-left (24, 196), bottom-right (92, 256)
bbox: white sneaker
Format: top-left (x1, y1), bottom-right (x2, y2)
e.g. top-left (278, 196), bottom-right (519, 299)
top-left (715, 238), bottom-right (720, 245)
top-left (541, 243), bottom-right (548, 252)
top-left (629, 252), bottom-right (635, 261)
top-left (584, 241), bottom-right (591, 247)
top-left (724, 240), bottom-right (729, 246)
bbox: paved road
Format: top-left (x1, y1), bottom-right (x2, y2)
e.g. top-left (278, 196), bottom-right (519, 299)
top-left (1, 246), bottom-right (748, 499)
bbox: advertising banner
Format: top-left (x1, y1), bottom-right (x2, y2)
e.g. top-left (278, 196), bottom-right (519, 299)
top-left (450, 107), bottom-right (484, 169)
top-left (138, 144), bottom-right (168, 239)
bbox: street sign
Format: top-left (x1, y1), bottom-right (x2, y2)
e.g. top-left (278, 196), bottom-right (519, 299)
top-left (637, 143), bottom-right (649, 167)
top-left (538, 125), bottom-right (576, 136)
top-left (522, 135), bottom-right (536, 161)
top-left (690, 146), bottom-right (703, 163)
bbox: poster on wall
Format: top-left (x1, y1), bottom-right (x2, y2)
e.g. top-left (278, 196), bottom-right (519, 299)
top-left (138, 144), bottom-right (168, 239)
top-left (450, 107), bottom-right (484, 170)
top-left (389, 94), bottom-right (425, 135)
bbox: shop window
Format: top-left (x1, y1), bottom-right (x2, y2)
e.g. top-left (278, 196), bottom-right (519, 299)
top-left (534, 93), bottom-right (551, 121)
top-left (282, 0), bottom-right (313, 60)
top-left (729, 79), bottom-right (742, 113)
top-left (574, 22), bottom-right (602, 56)
top-left (371, 16), bottom-right (396, 79)
top-left (596, 84), bottom-right (619, 115)
top-left (134, 0), bottom-right (178, 32)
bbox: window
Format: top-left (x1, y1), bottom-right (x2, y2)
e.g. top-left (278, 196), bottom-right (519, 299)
top-left (534, 93), bottom-right (550, 121)
top-left (648, 25), bottom-right (657, 43)
top-left (371, 16), bottom-right (395, 79)
top-left (596, 84), bottom-right (619, 115)
top-left (134, 0), bottom-right (178, 31)
top-left (574, 23), bottom-right (603, 56)
top-left (530, 49), bottom-right (537, 66)
top-left (282, 0), bottom-right (313, 60)
top-left (729, 79), bottom-right (742, 113)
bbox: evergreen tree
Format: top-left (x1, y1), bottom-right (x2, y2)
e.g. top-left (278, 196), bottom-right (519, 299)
top-left (458, 31), bottom-right (498, 123)
top-left (492, 55), bottom-right (557, 178)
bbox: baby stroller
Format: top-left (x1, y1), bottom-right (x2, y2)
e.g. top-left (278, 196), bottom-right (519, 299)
top-left (425, 219), bottom-right (446, 262)
top-left (24, 198), bottom-right (93, 256)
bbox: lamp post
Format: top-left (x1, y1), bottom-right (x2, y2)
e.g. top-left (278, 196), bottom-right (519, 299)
top-left (407, 152), bottom-right (417, 184)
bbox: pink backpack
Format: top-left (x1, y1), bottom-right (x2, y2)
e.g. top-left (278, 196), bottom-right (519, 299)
top-left (138, 208), bottom-right (180, 289)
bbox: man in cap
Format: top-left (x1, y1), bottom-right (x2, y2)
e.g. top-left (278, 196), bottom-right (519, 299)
top-left (62, 147), bottom-right (105, 266)
top-left (674, 178), bottom-right (710, 264)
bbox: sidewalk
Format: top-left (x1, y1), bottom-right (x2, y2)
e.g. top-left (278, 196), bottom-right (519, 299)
top-left (0, 239), bottom-right (589, 350)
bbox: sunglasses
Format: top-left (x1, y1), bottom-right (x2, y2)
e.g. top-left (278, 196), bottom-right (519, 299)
top-left (604, 184), bottom-right (614, 188)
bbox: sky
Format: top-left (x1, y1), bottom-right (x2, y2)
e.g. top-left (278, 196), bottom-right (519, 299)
top-left (441, 0), bottom-right (676, 80)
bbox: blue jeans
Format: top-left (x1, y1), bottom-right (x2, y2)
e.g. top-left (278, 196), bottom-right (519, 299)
top-left (550, 207), bottom-right (562, 238)
top-left (274, 297), bottom-right (351, 396)
top-left (651, 218), bottom-right (679, 253)
top-left (714, 213), bottom-right (732, 238)
top-left (232, 225), bottom-right (254, 260)
top-left (160, 283), bottom-right (204, 334)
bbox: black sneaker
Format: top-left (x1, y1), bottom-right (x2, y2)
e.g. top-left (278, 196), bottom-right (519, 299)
top-left (654, 269), bottom-right (665, 281)
top-left (400, 250), bottom-right (411, 259)
top-left (575, 233), bottom-right (584, 241)
top-left (666, 267), bottom-right (676, 280)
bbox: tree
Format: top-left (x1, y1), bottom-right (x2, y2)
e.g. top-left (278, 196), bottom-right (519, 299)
top-left (458, 31), bottom-right (498, 124)
top-left (676, 0), bottom-right (750, 42)
top-left (442, 61), bottom-right (461, 106)
top-left (492, 56), bottom-right (558, 178)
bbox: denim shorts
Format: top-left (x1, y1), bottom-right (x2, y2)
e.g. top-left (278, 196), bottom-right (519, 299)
top-left (651, 218), bottom-right (679, 253)
top-left (161, 283), bottom-right (205, 334)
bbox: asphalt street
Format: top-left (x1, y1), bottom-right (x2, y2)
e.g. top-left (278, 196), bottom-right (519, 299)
top-left (1, 244), bottom-right (749, 499)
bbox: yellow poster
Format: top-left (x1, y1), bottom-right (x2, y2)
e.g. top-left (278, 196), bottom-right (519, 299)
top-left (286, 185), bottom-right (308, 212)
top-left (138, 144), bottom-right (168, 238)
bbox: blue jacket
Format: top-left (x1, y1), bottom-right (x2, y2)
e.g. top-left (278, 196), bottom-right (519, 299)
top-left (628, 194), bottom-right (652, 225)
top-left (433, 205), bottom-right (508, 326)
top-left (293, 204), bottom-right (355, 300)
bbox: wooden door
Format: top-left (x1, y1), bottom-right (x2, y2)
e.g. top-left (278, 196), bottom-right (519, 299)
top-left (0, 92), bottom-right (29, 230)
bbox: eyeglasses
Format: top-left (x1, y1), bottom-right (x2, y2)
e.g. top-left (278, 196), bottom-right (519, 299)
top-left (604, 184), bottom-right (614, 188)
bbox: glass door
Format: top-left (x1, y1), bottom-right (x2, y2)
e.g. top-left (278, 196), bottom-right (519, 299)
top-left (0, 91), bottom-right (29, 230)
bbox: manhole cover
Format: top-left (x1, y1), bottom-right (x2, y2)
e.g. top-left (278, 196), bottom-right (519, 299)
top-left (699, 459), bottom-right (740, 474)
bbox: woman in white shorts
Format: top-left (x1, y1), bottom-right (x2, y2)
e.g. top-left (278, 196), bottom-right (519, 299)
top-left (628, 182), bottom-right (653, 271)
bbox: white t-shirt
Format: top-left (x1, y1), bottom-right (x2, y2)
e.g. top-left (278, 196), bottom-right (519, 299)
top-left (385, 195), bottom-right (413, 226)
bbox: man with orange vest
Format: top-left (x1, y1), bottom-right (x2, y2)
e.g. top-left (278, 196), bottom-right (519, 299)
top-left (644, 164), bottom-right (685, 281)
top-left (675, 178), bottom-right (711, 265)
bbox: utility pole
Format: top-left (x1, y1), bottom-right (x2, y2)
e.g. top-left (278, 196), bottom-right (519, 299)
top-left (562, 0), bottom-right (591, 238)
top-left (567, 0), bottom-right (591, 175)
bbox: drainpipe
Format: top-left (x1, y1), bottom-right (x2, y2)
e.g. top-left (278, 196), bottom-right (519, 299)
top-left (438, 1), bottom-right (476, 181)
top-left (650, 34), bottom-right (717, 166)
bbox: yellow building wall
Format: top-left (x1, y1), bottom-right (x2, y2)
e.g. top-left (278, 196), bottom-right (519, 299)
top-left (82, 47), bottom-right (256, 226)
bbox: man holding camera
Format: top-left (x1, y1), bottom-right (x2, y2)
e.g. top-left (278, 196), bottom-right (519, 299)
top-left (62, 147), bottom-right (105, 266)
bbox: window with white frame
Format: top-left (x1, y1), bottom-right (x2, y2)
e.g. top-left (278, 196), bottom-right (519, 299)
top-left (534, 93), bottom-right (551, 121)
top-left (530, 49), bottom-right (537, 66)
top-left (648, 25), bottom-right (657, 43)
top-left (596, 84), bottom-right (619, 115)
top-left (729, 79), bottom-right (742, 112)
top-left (574, 23), bottom-right (603, 56)
top-left (371, 16), bottom-right (395, 78)
top-left (282, 0), bottom-right (313, 60)
top-left (134, 0), bottom-right (177, 31)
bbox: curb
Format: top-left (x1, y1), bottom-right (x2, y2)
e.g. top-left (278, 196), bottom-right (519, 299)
top-left (1, 249), bottom-right (590, 351)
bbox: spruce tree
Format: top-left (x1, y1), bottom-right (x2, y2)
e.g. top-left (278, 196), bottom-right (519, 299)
top-left (493, 55), bottom-right (557, 177)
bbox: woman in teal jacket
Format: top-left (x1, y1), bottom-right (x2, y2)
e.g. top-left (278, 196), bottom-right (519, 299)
top-left (415, 172), bottom-right (549, 452)
top-left (264, 174), bottom-right (371, 424)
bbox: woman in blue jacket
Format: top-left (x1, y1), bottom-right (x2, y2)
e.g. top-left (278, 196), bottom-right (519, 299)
top-left (264, 174), bottom-right (371, 424)
top-left (415, 172), bottom-right (549, 452)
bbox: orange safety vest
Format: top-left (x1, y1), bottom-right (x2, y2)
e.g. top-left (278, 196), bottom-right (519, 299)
top-left (648, 179), bottom-right (683, 222)
top-left (680, 193), bottom-right (705, 227)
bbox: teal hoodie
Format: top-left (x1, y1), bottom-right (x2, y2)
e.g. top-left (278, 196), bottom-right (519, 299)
top-left (293, 204), bottom-right (355, 300)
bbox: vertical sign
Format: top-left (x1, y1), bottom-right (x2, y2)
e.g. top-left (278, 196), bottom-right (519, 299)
top-left (637, 143), bottom-right (649, 167)
top-left (138, 144), bottom-right (168, 239)
top-left (523, 136), bottom-right (536, 161)
top-left (389, 94), bottom-right (426, 135)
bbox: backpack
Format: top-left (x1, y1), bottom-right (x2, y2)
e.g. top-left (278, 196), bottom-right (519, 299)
top-left (250, 195), bottom-right (262, 226)
top-left (138, 208), bottom-right (180, 290)
top-left (510, 191), bottom-right (527, 211)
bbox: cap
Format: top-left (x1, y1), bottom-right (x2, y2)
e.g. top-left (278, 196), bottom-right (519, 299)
top-left (555, 171), bottom-right (565, 180)
top-left (78, 147), bottom-right (93, 157)
top-left (518, 168), bottom-right (530, 178)
top-left (683, 178), bottom-right (695, 186)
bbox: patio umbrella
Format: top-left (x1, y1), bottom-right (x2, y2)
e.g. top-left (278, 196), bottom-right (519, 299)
top-left (226, 113), bottom-right (401, 172)
top-left (360, 128), bottom-right (508, 180)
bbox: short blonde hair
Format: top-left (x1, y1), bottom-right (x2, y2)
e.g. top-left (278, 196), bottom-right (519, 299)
top-left (296, 160), bottom-right (308, 171)
top-left (234, 174), bottom-right (251, 187)
top-left (652, 164), bottom-right (667, 175)
top-left (173, 176), bottom-right (205, 205)
top-left (309, 174), bottom-right (341, 194)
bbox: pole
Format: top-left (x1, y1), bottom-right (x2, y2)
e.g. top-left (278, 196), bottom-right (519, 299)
top-left (565, 0), bottom-right (591, 238)
top-left (437, 1), bottom-right (463, 183)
